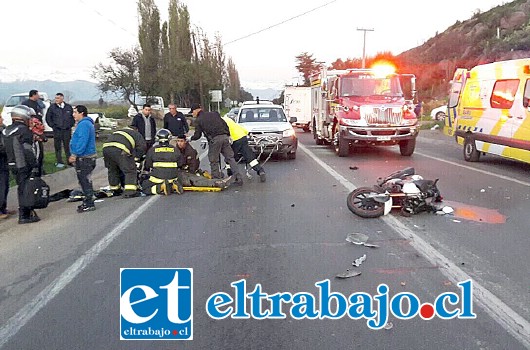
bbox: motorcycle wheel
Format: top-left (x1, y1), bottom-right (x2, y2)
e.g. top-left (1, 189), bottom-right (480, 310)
top-left (346, 187), bottom-right (385, 218)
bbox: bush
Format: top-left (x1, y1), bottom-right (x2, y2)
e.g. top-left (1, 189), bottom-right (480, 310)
top-left (92, 105), bottom-right (129, 119)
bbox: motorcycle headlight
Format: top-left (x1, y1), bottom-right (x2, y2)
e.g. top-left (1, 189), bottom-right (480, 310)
top-left (283, 128), bottom-right (295, 137)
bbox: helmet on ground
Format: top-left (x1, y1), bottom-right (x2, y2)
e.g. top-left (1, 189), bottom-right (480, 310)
top-left (10, 105), bottom-right (32, 122)
top-left (156, 128), bottom-right (172, 146)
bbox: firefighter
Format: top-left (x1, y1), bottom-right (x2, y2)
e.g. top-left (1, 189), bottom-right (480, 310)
top-left (175, 135), bottom-right (231, 188)
top-left (102, 127), bottom-right (146, 198)
top-left (2, 105), bottom-right (40, 224)
top-left (221, 115), bottom-right (266, 182)
top-left (140, 129), bottom-right (184, 195)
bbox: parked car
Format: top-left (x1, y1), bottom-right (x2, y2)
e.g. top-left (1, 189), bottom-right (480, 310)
top-left (225, 107), bottom-right (239, 120)
top-left (235, 103), bottom-right (298, 159)
top-left (1, 92), bottom-right (53, 133)
top-left (430, 105), bottom-right (447, 121)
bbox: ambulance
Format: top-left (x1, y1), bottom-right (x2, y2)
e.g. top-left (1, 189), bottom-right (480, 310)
top-left (448, 58), bottom-right (530, 164)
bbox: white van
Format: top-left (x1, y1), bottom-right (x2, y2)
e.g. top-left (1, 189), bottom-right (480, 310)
top-left (1, 92), bottom-right (53, 133)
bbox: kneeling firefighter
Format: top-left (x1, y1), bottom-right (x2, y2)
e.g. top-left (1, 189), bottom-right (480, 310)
top-left (102, 127), bottom-right (146, 197)
top-left (141, 129), bottom-right (184, 195)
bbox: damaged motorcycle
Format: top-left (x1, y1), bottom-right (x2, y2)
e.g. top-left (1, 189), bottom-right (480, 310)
top-left (346, 167), bottom-right (443, 218)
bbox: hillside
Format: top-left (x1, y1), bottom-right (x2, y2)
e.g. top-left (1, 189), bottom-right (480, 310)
top-left (398, 0), bottom-right (530, 99)
top-left (0, 80), bottom-right (100, 104)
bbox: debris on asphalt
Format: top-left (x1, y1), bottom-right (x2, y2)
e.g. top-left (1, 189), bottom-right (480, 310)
top-left (400, 281), bottom-right (406, 286)
top-left (291, 203), bottom-right (295, 207)
top-left (443, 281), bottom-right (452, 286)
top-left (346, 232), bottom-right (369, 245)
top-left (436, 206), bottom-right (455, 215)
top-left (94, 199), bottom-right (104, 203)
top-left (352, 254), bottom-right (367, 267)
top-left (335, 270), bottom-right (362, 279)
top-left (384, 322), bottom-right (393, 330)
top-left (452, 219), bottom-right (461, 223)
top-left (480, 189), bottom-right (486, 193)
top-left (349, 166), bottom-right (359, 170)
top-left (363, 243), bottom-right (380, 248)
top-left (430, 124), bottom-right (440, 130)
top-left (229, 219), bottom-right (236, 223)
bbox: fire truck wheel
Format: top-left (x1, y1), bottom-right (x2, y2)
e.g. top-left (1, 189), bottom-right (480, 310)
top-left (335, 135), bottom-right (349, 157)
top-left (399, 138), bottom-right (416, 156)
top-left (463, 136), bottom-right (480, 162)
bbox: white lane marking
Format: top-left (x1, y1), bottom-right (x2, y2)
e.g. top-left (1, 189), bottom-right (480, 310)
top-left (415, 151), bottom-right (530, 187)
top-left (0, 151), bottom-right (209, 348)
top-left (0, 196), bottom-right (159, 348)
top-left (299, 143), bottom-right (530, 348)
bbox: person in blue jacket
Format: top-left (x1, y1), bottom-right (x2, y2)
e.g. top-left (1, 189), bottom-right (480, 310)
top-left (68, 105), bottom-right (97, 213)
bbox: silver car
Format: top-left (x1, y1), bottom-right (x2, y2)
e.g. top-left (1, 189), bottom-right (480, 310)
top-left (235, 104), bottom-right (298, 159)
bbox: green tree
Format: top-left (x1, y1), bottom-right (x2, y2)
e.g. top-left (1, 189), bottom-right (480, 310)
top-left (295, 52), bottom-right (321, 86)
top-left (92, 47), bottom-right (141, 108)
top-left (226, 57), bottom-right (241, 101)
top-left (137, 0), bottom-right (161, 97)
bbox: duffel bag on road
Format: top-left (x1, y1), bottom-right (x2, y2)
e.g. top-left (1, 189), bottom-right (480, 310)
top-left (20, 176), bottom-right (50, 209)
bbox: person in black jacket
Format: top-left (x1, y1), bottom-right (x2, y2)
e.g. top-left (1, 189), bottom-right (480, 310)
top-left (131, 104), bottom-right (157, 151)
top-left (45, 93), bottom-right (75, 168)
top-left (21, 90), bottom-right (43, 120)
top-left (0, 114), bottom-right (17, 220)
top-left (163, 104), bottom-right (189, 137)
top-left (2, 105), bottom-right (40, 224)
top-left (189, 103), bottom-right (242, 185)
top-left (22, 90), bottom-right (45, 175)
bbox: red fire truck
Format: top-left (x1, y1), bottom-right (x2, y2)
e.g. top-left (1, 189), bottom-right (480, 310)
top-left (310, 63), bottom-right (419, 156)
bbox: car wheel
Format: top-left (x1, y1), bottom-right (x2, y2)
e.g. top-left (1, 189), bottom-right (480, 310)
top-left (435, 112), bottom-right (446, 121)
top-left (399, 138), bottom-right (416, 156)
top-left (463, 137), bottom-right (480, 162)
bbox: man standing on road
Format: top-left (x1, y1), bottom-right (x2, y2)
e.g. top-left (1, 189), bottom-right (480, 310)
top-left (68, 105), bottom-right (97, 213)
top-left (164, 104), bottom-right (189, 138)
top-left (46, 93), bottom-right (75, 168)
top-left (189, 103), bottom-right (243, 185)
top-left (131, 104), bottom-right (156, 151)
top-left (3, 105), bottom-right (40, 224)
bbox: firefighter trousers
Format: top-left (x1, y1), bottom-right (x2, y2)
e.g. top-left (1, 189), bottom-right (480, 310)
top-left (103, 147), bottom-right (137, 195)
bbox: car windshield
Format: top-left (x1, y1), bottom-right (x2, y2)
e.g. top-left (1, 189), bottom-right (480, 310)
top-left (239, 108), bottom-right (287, 123)
top-left (5, 96), bottom-right (27, 107)
top-left (340, 75), bottom-right (403, 97)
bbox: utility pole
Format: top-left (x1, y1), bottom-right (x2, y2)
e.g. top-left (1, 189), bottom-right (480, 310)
top-left (357, 28), bottom-right (374, 68)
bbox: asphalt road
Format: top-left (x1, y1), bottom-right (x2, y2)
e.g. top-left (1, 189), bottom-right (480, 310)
top-left (0, 131), bottom-right (529, 349)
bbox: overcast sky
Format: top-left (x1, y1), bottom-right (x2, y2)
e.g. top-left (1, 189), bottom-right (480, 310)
top-left (0, 0), bottom-right (510, 89)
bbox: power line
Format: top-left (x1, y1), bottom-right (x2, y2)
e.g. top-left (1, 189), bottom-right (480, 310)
top-left (76, 0), bottom-right (137, 39)
top-left (224, 0), bottom-right (338, 46)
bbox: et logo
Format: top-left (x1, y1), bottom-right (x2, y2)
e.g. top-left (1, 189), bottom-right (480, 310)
top-left (120, 268), bottom-right (193, 340)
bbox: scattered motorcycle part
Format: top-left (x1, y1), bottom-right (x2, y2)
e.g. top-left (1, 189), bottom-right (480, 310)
top-left (352, 254), bottom-right (367, 267)
top-left (346, 232), bottom-right (369, 245)
top-left (335, 271), bottom-right (362, 279)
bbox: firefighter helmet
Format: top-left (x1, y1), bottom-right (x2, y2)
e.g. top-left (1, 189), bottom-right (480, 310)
top-left (156, 128), bottom-right (172, 146)
top-left (10, 105), bottom-right (32, 122)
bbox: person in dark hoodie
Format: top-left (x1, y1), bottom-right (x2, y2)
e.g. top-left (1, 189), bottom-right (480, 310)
top-left (0, 113), bottom-right (17, 220)
top-left (68, 105), bottom-right (97, 213)
top-left (2, 105), bottom-right (40, 224)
